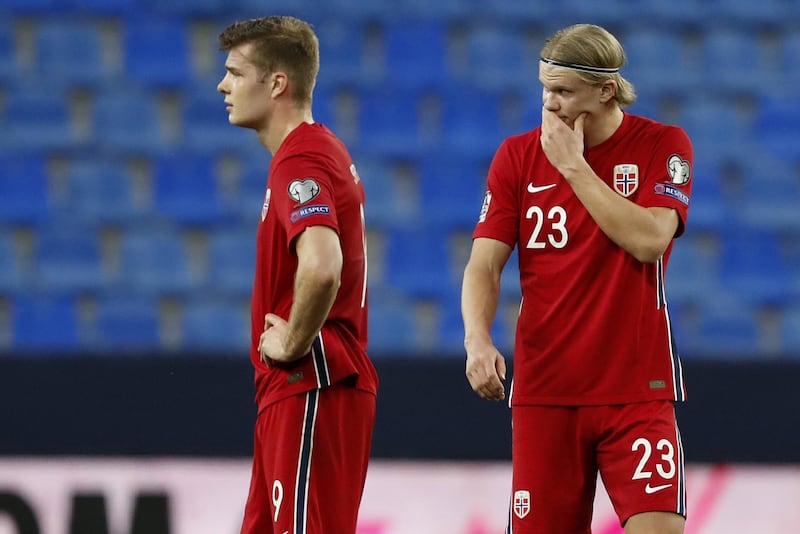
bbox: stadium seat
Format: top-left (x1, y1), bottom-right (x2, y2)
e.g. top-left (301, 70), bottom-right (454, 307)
top-left (90, 295), bottom-right (162, 351)
top-left (152, 152), bottom-right (229, 225)
top-left (463, 26), bottom-right (534, 92)
top-left (0, 232), bottom-right (23, 294)
top-left (357, 156), bottom-right (419, 228)
top-left (356, 88), bottom-right (429, 157)
top-left (92, 87), bottom-right (169, 155)
top-left (135, 0), bottom-right (225, 16)
top-left (4, 87), bottom-right (75, 151)
top-left (63, 158), bottom-right (140, 225)
top-left (117, 228), bottom-right (195, 295)
top-left (382, 22), bottom-right (452, 91)
top-left (383, 226), bottom-right (458, 299)
top-left (34, 224), bottom-right (105, 293)
top-left (179, 298), bottom-right (249, 352)
top-left (416, 154), bottom-right (488, 230)
top-left (0, 18), bottom-right (18, 83)
top-left (122, 16), bottom-right (192, 88)
top-left (683, 163), bottom-right (732, 233)
top-left (0, 153), bottom-right (50, 224)
top-left (34, 19), bottom-right (106, 88)
top-left (620, 30), bottom-right (698, 97)
top-left (666, 232), bottom-right (722, 307)
top-left (700, 29), bottom-right (776, 94)
top-left (314, 19), bottom-right (381, 88)
top-left (717, 229), bottom-right (791, 306)
top-left (12, 294), bottom-right (80, 351)
top-left (752, 96), bottom-right (800, 163)
top-left (440, 90), bottom-right (504, 157)
top-left (736, 157), bottom-right (800, 233)
top-left (781, 306), bottom-right (800, 352)
top-left (206, 227), bottom-right (256, 298)
top-left (368, 297), bottom-right (420, 355)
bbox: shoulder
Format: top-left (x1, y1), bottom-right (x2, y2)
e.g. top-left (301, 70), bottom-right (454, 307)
top-left (625, 113), bottom-right (691, 144)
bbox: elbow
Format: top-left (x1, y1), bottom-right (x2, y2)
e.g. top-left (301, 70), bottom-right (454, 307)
top-left (629, 240), bottom-right (670, 264)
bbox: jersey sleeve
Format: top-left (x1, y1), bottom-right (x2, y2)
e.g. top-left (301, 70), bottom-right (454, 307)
top-left (639, 125), bottom-right (694, 237)
top-left (271, 152), bottom-right (340, 247)
top-left (472, 138), bottom-right (521, 248)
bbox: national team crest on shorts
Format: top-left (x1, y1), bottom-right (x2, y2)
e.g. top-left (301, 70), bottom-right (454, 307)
top-left (613, 164), bottom-right (639, 197)
top-left (513, 490), bottom-right (531, 519)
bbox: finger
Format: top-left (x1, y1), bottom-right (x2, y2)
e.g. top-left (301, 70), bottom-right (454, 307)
top-left (264, 313), bottom-right (281, 328)
top-left (496, 356), bottom-right (507, 381)
top-left (573, 112), bottom-right (587, 133)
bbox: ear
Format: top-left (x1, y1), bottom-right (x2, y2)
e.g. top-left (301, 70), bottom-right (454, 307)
top-left (269, 72), bottom-right (289, 99)
top-left (599, 79), bottom-right (617, 104)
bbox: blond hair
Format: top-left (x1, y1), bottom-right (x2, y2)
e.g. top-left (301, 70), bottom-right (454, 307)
top-left (541, 24), bottom-right (637, 107)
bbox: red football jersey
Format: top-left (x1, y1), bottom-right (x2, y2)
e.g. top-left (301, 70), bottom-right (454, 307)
top-left (250, 122), bottom-right (378, 413)
top-left (474, 113), bottom-right (692, 406)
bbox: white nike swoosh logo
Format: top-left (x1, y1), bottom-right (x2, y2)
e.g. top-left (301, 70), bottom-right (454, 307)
top-left (527, 183), bottom-right (557, 193)
top-left (644, 483), bottom-right (673, 494)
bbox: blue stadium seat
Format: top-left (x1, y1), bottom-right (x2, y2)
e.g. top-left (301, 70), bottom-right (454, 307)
top-left (463, 26), bottom-right (534, 92)
top-left (441, 90), bottom-right (504, 157)
top-left (12, 294), bottom-right (80, 351)
top-left (752, 96), bottom-right (800, 163)
top-left (180, 298), bottom-right (249, 352)
top-left (315, 19), bottom-right (381, 88)
top-left (34, 224), bottom-right (105, 293)
top-left (383, 226), bottom-right (458, 298)
top-left (677, 97), bottom-right (755, 165)
top-left (90, 295), bottom-right (161, 351)
top-left (666, 232), bottom-right (721, 306)
top-left (4, 87), bottom-right (75, 151)
top-left (0, 0), bottom-right (58, 14)
top-left (0, 18), bottom-right (18, 83)
top-left (358, 157), bottom-right (419, 228)
top-left (382, 22), bottom-right (451, 91)
top-left (206, 227), bottom-right (255, 298)
top-left (236, 157), bottom-right (271, 222)
top-left (717, 230), bottom-right (791, 306)
top-left (736, 157), bottom-right (800, 233)
top-left (700, 29), bottom-right (776, 94)
top-left (356, 88), bottom-right (429, 157)
top-left (0, 232), bottom-right (23, 294)
top-left (684, 164), bottom-right (732, 232)
top-left (34, 19), bottom-right (106, 88)
top-left (712, 0), bottom-right (794, 27)
top-left (122, 17), bottom-right (192, 88)
top-left (136, 0), bottom-right (225, 16)
top-left (62, 0), bottom-right (135, 14)
top-left (416, 154), bottom-right (487, 230)
top-left (117, 228), bottom-right (195, 295)
top-left (368, 297), bottom-right (419, 355)
top-left (92, 87), bottom-right (169, 155)
top-left (470, 0), bottom-right (560, 23)
top-left (621, 30), bottom-right (698, 96)
top-left (779, 32), bottom-right (800, 89)
top-left (0, 153), bottom-right (50, 224)
top-left (63, 158), bottom-right (139, 224)
top-left (152, 152), bottom-right (229, 225)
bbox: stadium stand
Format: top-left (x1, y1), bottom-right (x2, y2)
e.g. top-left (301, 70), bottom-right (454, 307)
top-left (0, 1), bottom-right (798, 358)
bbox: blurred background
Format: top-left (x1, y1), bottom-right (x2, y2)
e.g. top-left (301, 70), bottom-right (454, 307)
top-left (0, 0), bottom-right (799, 533)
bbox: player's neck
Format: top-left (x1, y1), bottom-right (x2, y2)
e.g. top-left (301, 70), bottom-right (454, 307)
top-left (259, 105), bottom-right (314, 155)
top-left (585, 105), bottom-right (624, 149)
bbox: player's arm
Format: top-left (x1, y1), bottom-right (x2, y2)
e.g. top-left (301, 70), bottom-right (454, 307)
top-left (541, 111), bottom-right (679, 264)
top-left (259, 225), bottom-right (342, 363)
top-left (462, 237), bottom-right (512, 401)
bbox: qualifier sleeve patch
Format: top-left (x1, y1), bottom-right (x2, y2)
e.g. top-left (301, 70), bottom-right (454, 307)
top-left (653, 183), bottom-right (690, 206)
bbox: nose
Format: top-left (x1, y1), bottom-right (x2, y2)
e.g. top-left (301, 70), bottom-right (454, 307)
top-left (542, 89), bottom-right (558, 111)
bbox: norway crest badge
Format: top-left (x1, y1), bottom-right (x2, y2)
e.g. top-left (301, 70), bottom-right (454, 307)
top-left (613, 164), bottom-right (639, 197)
top-left (513, 490), bottom-right (531, 519)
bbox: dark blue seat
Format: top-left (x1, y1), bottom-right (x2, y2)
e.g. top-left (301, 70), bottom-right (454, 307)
top-left (34, 224), bottom-right (105, 293)
top-left (752, 97), bottom-right (800, 163)
top-left (152, 152), bottom-right (229, 225)
top-left (315, 19), bottom-right (381, 88)
top-left (441, 90), bottom-right (504, 157)
top-left (63, 158), bottom-right (139, 225)
top-left (206, 227), bottom-right (256, 298)
top-left (416, 154), bottom-right (488, 230)
top-left (122, 17), bottom-right (192, 88)
top-left (180, 298), bottom-right (250, 352)
top-left (12, 294), bottom-right (80, 352)
top-left (736, 157), bottom-right (800, 233)
top-left (621, 30), bottom-right (698, 96)
top-left (92, 87), bottom-right (169, 155)
top-left (701, 29), bottom-right (776, 94)
top-left (118, 228), bottom-right (195, 295)
top-left (0, 232), bottom-right (24, 293)
top-left (367, 297), bottom-right (419, 355)
top-left (383, 226), bottom-right (457, 299)
top-left (4, 87), bottom-right (75, 151)
top-left (0, 18), bottom-right (18, 83)
top-left (382, 22), bottom-right (451, 91)
top-left (357, 88), bottom-right (429, 157)
top-left (463, 27), bottom-right (534, 92)
top-left (781, 306), bottom-right (800, 353)
top-left (91, 295), bottom-right (161, 351)
top-left (717, 230), bottom-right (791, 306)
top-left (181, 87), bottom-right (261, 155)
top-left (358, 157), bottom-right (419, 229)
top-left (35, 19), bottom-right (106, 88)
top-left (0, 153), bottom-right (50, 224)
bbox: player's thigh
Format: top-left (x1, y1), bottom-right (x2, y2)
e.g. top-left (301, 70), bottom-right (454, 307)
top-left (597, 401), bottom-right (687, 528)
top-left (258, 385), bottom-right (375, 534)
top-left (510, 405), bottom-right (596, 533)
top-left (625, 511), bottom-right (685, 534)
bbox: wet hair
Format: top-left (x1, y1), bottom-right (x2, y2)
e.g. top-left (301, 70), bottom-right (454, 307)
top-left (219, 16), bottom-right (319, 105)
top-left (540, 24), bottom-right (637, 107)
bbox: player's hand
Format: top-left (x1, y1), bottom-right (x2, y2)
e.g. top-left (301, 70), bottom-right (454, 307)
top-left (465, 342), bottom-right (507, 401)
top-left (540, 108), bottom-right (587, 173)
top-left (258, 313), bottom-right (294, 363)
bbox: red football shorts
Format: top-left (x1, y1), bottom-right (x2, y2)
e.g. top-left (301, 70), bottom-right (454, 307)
top-left (240, 382), bottom-right (376, 534)
top-left (509, 400), bottom-right (686, 533)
